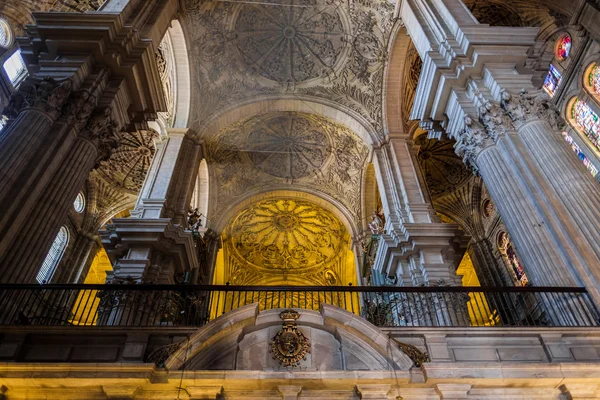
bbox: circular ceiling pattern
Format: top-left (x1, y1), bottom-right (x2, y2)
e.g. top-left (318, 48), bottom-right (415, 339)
top-left (98, 131), bottom-right (157, 193)
top-left (233, 0), bottom-right (346, 84)
top-left (227, 199), bottom-right (347, 275)
top-left (416, 135), bottom-right (472, 198)
top-left (246, 113), bottom-right (332, 180)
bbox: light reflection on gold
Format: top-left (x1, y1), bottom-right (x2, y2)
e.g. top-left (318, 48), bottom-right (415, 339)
top-left (456, 251), bottom-right (497, 326)
top-left (213, 198), bottom-right (358, 315)
top-left (70, 248), bottom-right (113, 325)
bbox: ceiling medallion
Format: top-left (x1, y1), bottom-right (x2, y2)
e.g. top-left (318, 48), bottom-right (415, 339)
top-left (233, 0), bottom-right (346, 85)
top-left (270, 310), bottom-right (310, 367)
top-left (246, 113), bottom-right (332, 180)
top-left (230, 199), bottom-right (346, 273)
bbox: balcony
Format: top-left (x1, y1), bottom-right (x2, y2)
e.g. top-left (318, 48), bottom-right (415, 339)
top-left (1, 284), bottom-right (598, 328)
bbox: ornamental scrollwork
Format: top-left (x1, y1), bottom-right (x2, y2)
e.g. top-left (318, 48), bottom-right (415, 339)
top-left (270, 310), bottom-right (310, 368)
top-left (389, 336), bottom-right (430, 367)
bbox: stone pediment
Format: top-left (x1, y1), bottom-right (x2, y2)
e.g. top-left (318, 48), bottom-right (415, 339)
top-left (165, 303), bottom-right (414, 371)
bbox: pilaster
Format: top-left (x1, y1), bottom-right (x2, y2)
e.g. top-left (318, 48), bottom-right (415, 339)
top-left (372, 136), bottom-right (463, 286)
top-left (102, 129), bottom-right (203, 284)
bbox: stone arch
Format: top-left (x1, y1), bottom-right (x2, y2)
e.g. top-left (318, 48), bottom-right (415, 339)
top-left (196, 95), bottom-right (379, 147)
top-left (164, 303), bottom-right (415, 371)
top-left (382, 23), bottom-right (412, 137)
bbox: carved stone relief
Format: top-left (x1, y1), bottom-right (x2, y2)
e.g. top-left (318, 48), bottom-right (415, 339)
top-left (207, 111), bottom-right (368, 225)
top-left (181, 0), bottom-right (394, 134)
top-left (97, 130), bottom-right (158, 194)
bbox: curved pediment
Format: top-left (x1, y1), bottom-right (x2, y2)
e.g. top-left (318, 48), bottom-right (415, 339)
top-left (165, 304), bottom-right (414, 371)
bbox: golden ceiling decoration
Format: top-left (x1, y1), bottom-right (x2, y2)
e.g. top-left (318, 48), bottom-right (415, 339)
top-left (223, 198), bottom-right (352, 286)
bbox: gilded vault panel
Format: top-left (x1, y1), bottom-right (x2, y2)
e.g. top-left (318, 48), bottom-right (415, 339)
top-left (207, 111), bottom-right (369, 226)
top-left (181, 0), bottom-right (394, 134)
top-left (222, 198), bottom-right (353, 286)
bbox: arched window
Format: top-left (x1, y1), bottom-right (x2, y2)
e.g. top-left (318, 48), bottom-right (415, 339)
top-left (583, 62), bottom-right (600, 101)
top-left (3, 49), bottom-right (27, 87)
top-left (567, 98), bottom-right (600, 153)
top-left (555, 33), bottom-right (572, 61)
top-left (497, 232), bottom-right (528, 286)
top-left (562, 131), bottom-right (599, 178)
top-left (73, 192), bottom-right (85, 213)
top-left (0, 19), bottom-right (13, 49)
top-left (36, 226), bottom-right (69, 283)
top-left (543, 64), bottom-right (562, 97)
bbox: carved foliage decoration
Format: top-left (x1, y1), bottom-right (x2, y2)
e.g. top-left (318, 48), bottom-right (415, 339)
top-left (181, 0), bottom-right (394, 133)
top-left (156, 33), bottom-right (176, 127)
top-left (224, 199), bottom-right (349, 285)
top-left (207, 112), bottom-right (368, 224)
top-left (270, 309), bottom-right (310, 367)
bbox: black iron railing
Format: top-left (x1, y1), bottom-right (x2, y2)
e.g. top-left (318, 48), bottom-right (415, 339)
top-left (0, 284), bottom-right (598, 328)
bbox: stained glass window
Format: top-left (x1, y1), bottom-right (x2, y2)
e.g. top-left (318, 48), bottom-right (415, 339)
top-left (498, 232), bottom-right (528, 286)
top-left (571, 99), bottom-right (600, 153)
top-left (543, 64), bottom-right (562, 97)
top-left (555, 34), bottom-right (571, 60)
top-left (36, 226), bottom-right (69, 284)
top-left (589, 63), bottom-right (600, 97)
top-left (562, 131), bottom-right (599, 178)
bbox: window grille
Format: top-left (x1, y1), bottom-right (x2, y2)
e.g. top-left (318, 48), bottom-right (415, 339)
top-left (36, 226), bottom-right (69, 284)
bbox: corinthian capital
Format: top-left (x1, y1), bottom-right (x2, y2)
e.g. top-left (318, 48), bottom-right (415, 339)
top-left (501, 90), bottom-right (565, 131)
top-left (83, 108), bottom-right (121, 168)
top-left (453, 115), bottom-right (493, 175)
top-left (3, 77), bottom-right (72, 120)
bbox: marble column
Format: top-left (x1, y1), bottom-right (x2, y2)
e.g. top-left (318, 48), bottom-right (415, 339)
top-left (400, 0), bottom-right (600, 306)
top-left (102, 129), bottom-right (202, 284)
top-left (0, 109), bottom-right (119, 283)
top-left (0, 1), bottom-right (179, 282)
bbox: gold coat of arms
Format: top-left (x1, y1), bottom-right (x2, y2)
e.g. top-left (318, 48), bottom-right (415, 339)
top-left (270, 310), bottom-right (310, 367)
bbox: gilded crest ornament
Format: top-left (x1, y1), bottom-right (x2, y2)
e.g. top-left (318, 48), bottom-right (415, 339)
top-left (270, 310), bottom-right (310, 367)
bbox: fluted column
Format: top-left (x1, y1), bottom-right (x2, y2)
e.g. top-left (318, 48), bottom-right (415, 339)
top-left (469, 239), bottom-right (513, 287)
top-left (0, 111), bottom-right (119, 282)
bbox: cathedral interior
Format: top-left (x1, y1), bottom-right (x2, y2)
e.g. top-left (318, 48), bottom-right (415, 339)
top-left (1, 0), bottom-right (600, 398)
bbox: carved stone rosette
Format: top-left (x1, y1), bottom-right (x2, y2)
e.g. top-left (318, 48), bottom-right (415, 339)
top-left (270, 310), bottom-right (310, 367)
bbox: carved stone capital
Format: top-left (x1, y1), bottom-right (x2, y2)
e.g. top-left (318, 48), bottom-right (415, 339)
top-left (501, 90), bottom-right (565, 131)
top-left (3, 77), bottom-right (72, 120)
top-left (453, 116), bottom-right (493, 175)
top-left (82, 108), bottom-right (121, 167)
